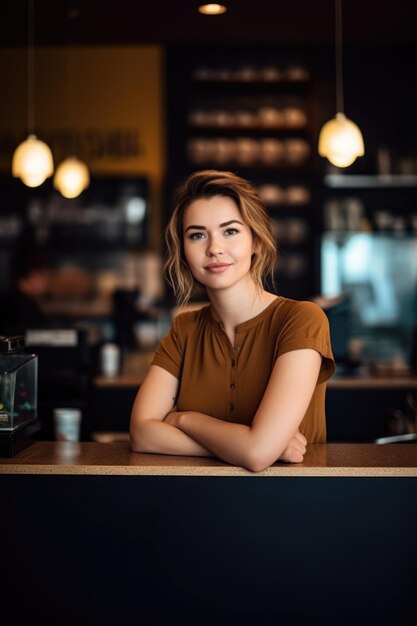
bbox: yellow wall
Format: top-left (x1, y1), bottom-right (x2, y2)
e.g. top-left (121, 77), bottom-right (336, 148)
top-left (0, 45), bottom-right (165, 249)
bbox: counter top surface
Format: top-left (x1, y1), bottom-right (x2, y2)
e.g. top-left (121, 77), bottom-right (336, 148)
top-left (327, 375), bottom-right (417, 388)
top-left (1, 442), bottom-right (416, 476)
top-left (94, 374), bottom-right (417, 389)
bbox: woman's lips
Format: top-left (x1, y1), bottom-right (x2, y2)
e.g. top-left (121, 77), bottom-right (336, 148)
top-left (204, 263), bottom-right (231, 273)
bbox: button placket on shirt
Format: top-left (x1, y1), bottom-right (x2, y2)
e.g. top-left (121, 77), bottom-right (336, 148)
top-left (217, 321), bottom-right (241, 419)
top-left (228, 338), bottom-right (242, 417)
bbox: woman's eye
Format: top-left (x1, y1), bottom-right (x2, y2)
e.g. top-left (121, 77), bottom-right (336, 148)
top-left (189, 232), bottom-right (205, 240)
top-left (224, 228), bottom-right (238, 236)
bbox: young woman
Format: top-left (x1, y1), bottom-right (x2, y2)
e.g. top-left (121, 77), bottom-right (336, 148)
top-left (130, 170), bottom-right (335, 472)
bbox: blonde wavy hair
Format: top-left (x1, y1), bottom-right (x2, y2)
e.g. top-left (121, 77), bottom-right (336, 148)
top-left (164, 170), bottom-right (277, 306)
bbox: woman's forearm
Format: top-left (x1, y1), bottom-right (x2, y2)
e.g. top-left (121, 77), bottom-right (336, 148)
top-left (174, 412), bottom-right (266, 470)
top-left (173, 350), bottom-right (321, 470)
top-left (130, 419), bottom-right (212, 457)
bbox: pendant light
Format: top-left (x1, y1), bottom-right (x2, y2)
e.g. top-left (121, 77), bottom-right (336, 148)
top-left (318, 0), bottom-right (364, 168)
top-left (53, 7), bottom-right (90, 199)
top-left (12, 0), bottom-right (54, 187)
top-left (53, 157), bottom-right (90, 198)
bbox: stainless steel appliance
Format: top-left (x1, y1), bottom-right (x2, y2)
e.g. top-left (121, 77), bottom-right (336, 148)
top-left (0, 335), bottom-right (40, 456)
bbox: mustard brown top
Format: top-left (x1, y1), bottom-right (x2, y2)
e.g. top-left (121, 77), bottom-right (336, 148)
top-left (152, 297), bottom-right (336, 442)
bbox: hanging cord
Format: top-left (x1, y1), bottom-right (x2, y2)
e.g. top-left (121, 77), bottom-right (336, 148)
top-left (27, 0), bottom-right (35, 134)
top-left (66, 4), bottom-right (81, 157)
top-left (65, 3), bottom-right (70, 134)
top-left (335, 0), bottom-right (344, 114)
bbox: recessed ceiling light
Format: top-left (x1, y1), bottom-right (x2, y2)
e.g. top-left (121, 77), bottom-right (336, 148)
top-left (198, 4), bottom-right (227, 15)
top-left (67, 7), bottom-right (81, 19)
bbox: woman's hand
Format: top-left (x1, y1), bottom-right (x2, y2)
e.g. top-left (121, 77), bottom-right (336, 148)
top-left (277, 430), bottom-right (307, 463)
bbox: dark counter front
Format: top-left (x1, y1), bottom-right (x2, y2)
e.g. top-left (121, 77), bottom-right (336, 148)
top-left (1, 443), bottom-right (417, 626)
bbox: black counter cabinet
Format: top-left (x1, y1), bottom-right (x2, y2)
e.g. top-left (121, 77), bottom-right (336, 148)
top-left (1, 442), bottom-right (417, 626)
top-left (326, 376), bottom-right (417, 442)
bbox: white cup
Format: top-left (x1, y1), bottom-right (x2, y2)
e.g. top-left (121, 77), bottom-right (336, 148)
top-left (100, 342), bottom-right (121, 377)
top-left (54, 408), bottom-right (82, 442)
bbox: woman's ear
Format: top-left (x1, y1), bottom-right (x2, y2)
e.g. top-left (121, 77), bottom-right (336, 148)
top-left (252, 239), bottom-right (260, 257)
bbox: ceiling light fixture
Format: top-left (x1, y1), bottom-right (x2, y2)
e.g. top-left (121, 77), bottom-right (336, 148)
top-left (12, 0), bottom-right (54, 187)
top-left (53, 157), bottom-right (90, 199)
top-left (198, 4), bottom-right (227, 15)
top-left (318, 0), bottom-right (364, 168)
top-left (53, 6), bottom-right (90, 199)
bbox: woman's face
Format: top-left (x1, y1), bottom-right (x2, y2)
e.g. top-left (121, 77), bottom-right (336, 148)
top-left (182, 195), bottom-right (256, 293)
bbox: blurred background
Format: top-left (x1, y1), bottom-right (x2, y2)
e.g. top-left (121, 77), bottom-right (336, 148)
top-left (1, 0), bottom-right (417, 443)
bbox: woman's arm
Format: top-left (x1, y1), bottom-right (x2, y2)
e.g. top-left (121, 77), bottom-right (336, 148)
top-left (129, 365), bottom-right (212, 457)
top-left (165, 349), bottom-right (322, 472)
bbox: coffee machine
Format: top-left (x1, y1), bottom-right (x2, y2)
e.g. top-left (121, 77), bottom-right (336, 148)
top-left (0, 335), bottom-right (40, 456)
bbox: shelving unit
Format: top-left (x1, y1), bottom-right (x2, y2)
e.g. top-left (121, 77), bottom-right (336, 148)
top-left (0, 175), bottom-right (149, 251)
top-left (0, 175), bottom-right (151, 326)
top-left (321, 173), bottom-right (417, 234)
top-left (324, 174), bottom-right (417, 189)
top-left (166, 46), bottom-right (320, 300)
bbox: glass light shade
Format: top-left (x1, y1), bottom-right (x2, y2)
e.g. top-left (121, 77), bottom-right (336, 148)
top-left (53, 157), bottom-right (90, 199)
top-left (318, 113), bottom-right (365, 168)
top-left (12, 134), bottom-right (54, 187)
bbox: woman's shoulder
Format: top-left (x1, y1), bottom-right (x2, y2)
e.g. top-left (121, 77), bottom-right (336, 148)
top-left (171, 302), bottom-right (211, 330)
top-left (271, 296), bottom-right (328, 326)
top-left (272, 295), bottom-right (323, 313)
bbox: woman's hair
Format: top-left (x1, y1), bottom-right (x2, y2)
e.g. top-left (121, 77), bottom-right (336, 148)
top-left (164, 170), bottom-right (277, 305)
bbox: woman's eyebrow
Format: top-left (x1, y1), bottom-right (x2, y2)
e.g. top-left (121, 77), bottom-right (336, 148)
top-left (220, 219), bottom-right (244, 227)
top-left (184, 219), bottom-right (244, 233)
top-left (184, 224), bottom-right (206, 232)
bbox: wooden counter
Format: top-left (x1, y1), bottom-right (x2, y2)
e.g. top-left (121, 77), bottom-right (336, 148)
top-left (94, 370), bottom-right (417, 389)
top-left (2, 441), bottom-right (416, 626)
top-left (93, 350), bottom-right (417, 389)
top-left (328, 374), bottom-right (417, 388)
top-left (93, 349), bottom-right (152, 387)
top-left (1, 441), bottom-right (417, 476)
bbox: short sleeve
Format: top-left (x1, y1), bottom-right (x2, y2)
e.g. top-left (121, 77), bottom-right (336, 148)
top-left (275, 300), bottom-right (336, 384)
top-left (151, 314), bottom-right (184, 379)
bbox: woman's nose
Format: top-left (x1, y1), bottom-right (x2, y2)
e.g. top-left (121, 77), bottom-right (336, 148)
top-left (206, 235), bottom-right (224, 256)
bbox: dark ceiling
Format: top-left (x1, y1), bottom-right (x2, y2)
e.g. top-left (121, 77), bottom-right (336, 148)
top-left (1, 0), bottom-right (417, 48)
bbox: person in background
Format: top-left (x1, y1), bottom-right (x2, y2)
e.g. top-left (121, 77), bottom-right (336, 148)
top-left (130, 170), bottom-right (335, 472)
top-left (0, 244), bottom-right (52, 336)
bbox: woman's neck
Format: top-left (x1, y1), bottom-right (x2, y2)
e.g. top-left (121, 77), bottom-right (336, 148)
top-left (207, 280), bottom-right (277, 338)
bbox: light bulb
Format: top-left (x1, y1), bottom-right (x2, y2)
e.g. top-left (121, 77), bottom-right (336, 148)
top-left (12, 134), bottom-right (54, 187)
top-left (53, 157), bottom-right (90, 198)
top-left (318, 113), bottom-right (364, 168)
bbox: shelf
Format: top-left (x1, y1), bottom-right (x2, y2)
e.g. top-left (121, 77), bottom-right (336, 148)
top-left (45, 240), bottom-right (145, 252)
top-left (324, 174), bottom-right (417, 189)
top-left (322, 230), bottom-right (417, 238)
top-left (189, 79), bottom-right (311, 93)
top-left (186, 127), bottom-right (310, 137)
top-left (185, 162), bottom-right (314, 174)
top-left (266, 204), bottom-right (311, 211)
top-left (42, 298), bottom-right (112, 318)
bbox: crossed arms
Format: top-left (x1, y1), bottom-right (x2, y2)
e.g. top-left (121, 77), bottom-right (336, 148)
top-left (129, 348), bottom-right (322, 472)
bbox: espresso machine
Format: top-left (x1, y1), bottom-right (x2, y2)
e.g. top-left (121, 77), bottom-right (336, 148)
top-left (0, 335), bottom-right (40, 456)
